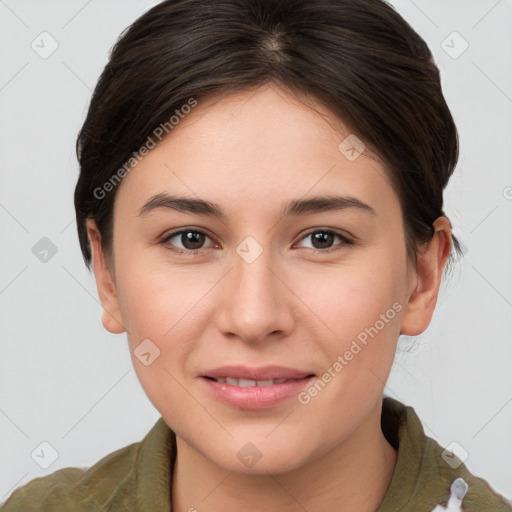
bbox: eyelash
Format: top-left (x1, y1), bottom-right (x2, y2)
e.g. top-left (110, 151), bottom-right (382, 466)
top-left (160, 227), bottom-right (353, 256)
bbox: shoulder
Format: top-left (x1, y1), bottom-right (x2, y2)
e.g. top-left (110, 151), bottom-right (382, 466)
top-left (380, 397), bottom-right (512, 511)
top-left (0, 441), bottom-right (141, 512)
top-left (428, 435), bottom-right (512, 511)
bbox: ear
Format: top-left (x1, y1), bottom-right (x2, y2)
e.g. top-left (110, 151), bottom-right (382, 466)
top-left (400, 216), bottom-right (453, 336)
top-left (86, 219), bottom-right (126, 334)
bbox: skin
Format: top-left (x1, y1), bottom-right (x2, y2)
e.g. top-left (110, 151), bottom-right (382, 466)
top-left (86, 83), bottom-right (452, 512)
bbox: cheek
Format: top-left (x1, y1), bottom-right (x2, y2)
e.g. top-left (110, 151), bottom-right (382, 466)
top-left (115, 257), bottom-right (219, 376)
top-left (294, 260), bottom-right (404, 420)
top-left (116, 266), bottom-right (208, 418)
top-left (300, 252), bottom-right (405, 339)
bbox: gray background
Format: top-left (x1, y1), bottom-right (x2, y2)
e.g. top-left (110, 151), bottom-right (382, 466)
top-left (1, 0), bottom-right (511, 503)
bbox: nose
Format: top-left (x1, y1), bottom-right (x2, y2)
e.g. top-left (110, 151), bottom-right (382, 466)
top-left (216, 245), bottom-right (295, 344)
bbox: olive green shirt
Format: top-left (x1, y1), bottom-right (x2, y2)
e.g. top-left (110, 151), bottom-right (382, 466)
top-left (2, 397), bottom-right (511, 511)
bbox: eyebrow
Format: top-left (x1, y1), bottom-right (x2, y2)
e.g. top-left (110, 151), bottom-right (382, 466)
top-left (137, 193), bottom-right (377, 218)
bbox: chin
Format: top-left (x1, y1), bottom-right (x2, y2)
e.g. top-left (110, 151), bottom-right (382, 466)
top-left (205, 439), bottom-right (316, 476)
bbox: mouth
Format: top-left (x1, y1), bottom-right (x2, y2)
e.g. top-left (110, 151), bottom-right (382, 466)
top-left (199, 366), bottom-right (316, 409)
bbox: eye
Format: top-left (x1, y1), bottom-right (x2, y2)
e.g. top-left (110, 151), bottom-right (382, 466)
top-left (295, 229), bottom-right (353, 252)
top-left (160, 227), bottom-right (353, 256)
top-left (160, 228), bottom-right (217, 255)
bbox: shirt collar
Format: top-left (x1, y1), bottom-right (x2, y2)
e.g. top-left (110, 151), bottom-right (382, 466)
top-left (131, 396), bottom-right (465, 511)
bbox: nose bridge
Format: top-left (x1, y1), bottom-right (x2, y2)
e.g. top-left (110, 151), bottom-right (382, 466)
top-left (235, 246), bottom-right (277, 302)
top-left (234, 242), bottom-right (280, 313)
top-left (219, 239), bottom-right (293, 342)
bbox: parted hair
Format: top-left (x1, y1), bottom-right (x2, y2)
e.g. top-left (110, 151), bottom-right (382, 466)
top-left (74, 0), bottom-right (462, 271)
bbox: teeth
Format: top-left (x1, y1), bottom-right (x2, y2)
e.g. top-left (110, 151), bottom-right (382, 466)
top-left (256, 379), bottom-right (274, 386)
top-left (213, 377), bottom-right (293, 386)
top-left (238, 379), bottom-right (257, 387)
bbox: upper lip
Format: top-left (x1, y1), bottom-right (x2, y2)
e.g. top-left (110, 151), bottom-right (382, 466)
top-left (201, 365), bottom-right (315, 381)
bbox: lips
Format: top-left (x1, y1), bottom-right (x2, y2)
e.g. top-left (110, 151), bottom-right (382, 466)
top-left (199, 366), bottom-right (316, 409)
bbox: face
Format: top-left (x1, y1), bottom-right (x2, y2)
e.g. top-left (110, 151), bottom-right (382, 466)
top-left (87, 83), bottom-right (450, 474)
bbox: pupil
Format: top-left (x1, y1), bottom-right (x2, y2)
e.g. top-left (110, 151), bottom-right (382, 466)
top-left (183, 232), bottom-right (204, 250)
top-left (313, 232), bottom-right (333, 249)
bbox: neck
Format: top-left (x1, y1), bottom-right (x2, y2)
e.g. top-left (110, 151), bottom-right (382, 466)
top-left (171, 400), bottom-right (398, 512)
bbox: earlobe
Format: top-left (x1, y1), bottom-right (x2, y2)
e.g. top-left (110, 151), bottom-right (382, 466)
top-left (86, 219), bottom-right (126, 334)
top-left (101, 308), bottom-right (125, 334)
top-left (400, 217), bottom-right (453, 336)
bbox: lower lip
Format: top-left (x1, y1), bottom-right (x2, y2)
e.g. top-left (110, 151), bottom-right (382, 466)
top-left (200, 376), bottom-right (315, 410)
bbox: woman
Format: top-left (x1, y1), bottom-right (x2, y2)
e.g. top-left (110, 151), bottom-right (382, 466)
top-left (2, 0), bottom-right (510, 510)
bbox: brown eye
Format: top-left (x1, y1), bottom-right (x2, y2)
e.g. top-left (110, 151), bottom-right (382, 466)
top-left (161, 229), bottom-right (216, 255)
top-left (297, 229), bottom-right (353, 252)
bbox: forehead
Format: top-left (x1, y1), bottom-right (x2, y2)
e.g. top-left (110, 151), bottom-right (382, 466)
top-left (169, 84), bottom-right (382, 160)
top-left (113, 84), bottom-right (398, 222)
